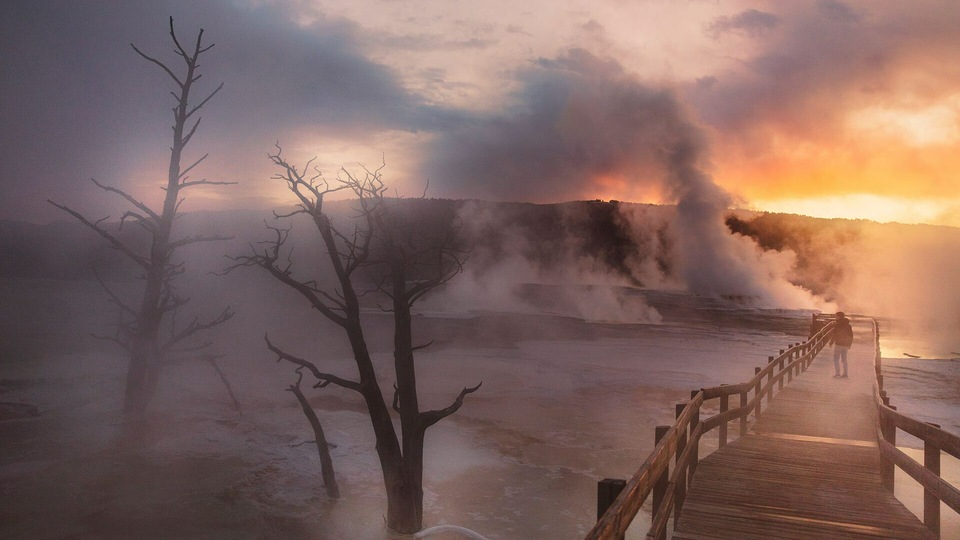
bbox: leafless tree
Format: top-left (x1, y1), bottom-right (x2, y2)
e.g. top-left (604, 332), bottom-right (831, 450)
top-left (227, 147), bottom-right (480, 533)
top-left (288, 368), bottom-right (339, 499)
top-left (49, 17), bottom-right (234, 415)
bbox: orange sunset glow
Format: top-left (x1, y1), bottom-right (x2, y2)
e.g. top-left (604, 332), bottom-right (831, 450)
top-left (4, 0), bottom-right (960, 227)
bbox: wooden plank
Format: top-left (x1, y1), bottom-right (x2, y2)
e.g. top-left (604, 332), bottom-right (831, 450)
top-left (673, 320), bottom-right (937, 539)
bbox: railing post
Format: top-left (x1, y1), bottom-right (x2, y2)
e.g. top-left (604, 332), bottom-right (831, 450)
top-left (767, 356), bottom-right (774, 404)
top-left (876, 352), bottom-right (884, 391)
top-left (689, 390), bottom-right (700, 481)
top-left (719, 392), bottom-right (729, 448)
top-left (652, 425), bottom-right (670, 535)
top-left (924, 423), bottom-right (941, 538)
top-left (880, 405), bottom-right (896, 492)
top-left (754, 367), bottom-right (762, 417)
top-left (739, 391), bottom-right (748, 436)
top-left (675, 403), bottom-right (688, 527)
top-left (597, 478), bottom-right (626, 522)
top-left (778, 354), bottom-right (785, 390)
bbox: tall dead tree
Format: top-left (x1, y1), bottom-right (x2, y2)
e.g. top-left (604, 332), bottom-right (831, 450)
top-left (227, 147), bottom-right (479, 533)
top-left (49, 17), bottom-right (234, 415)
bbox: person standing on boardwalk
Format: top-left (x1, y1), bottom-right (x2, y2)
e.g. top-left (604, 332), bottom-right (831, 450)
top-left (832, 312), bottom-right (854, 378)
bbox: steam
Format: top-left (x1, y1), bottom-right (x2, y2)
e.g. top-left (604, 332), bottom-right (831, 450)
top-left (418, 201), bottom-right (664, 324)
top-left (834, 223), bottom-right (960, 354)
top-left (424, 49), bottom-right (827, 309)
top-left (664, 135), bottom-right (827, 308)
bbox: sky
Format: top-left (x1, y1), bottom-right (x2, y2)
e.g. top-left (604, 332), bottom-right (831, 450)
top-left (3, 0), bottom-right (960, 226)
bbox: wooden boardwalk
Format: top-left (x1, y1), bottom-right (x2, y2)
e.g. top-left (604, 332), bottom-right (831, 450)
top-left (673, 320), bottom-right (935, 539)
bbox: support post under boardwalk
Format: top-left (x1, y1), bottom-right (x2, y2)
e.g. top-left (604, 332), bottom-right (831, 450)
top-left (925, 423), bottom-right (941, 538)
top-left (719, 393), bottom-right (729, 447)
top-left (652, 424), bottom-right (670, 536)
top-left (881, 405), bottom-right (897, 491)
top-left (767, 356), bottom-right (775, 404)
top-left (778, 355), bottom-right (785, 390)
top-left (739, 391), bottom-right (748, 436)
top-left (754, 367), bottom-right (762, 417)
top-left (675, 403), bottom-right (688, 527)
top-left (689, 390), bottom-right (700, 481)
top-left (596, 478), bottom-right (626, 532)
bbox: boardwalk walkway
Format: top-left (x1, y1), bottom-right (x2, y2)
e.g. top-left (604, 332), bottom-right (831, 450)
top-left (673, 320), bottom-right (935, 539)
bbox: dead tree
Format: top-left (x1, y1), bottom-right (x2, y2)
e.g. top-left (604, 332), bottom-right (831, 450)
top-left (49, 17), bottom-right (234, 415)
top-left (289, 368), bottom-right (340, 499)
top-left (228, 147), bottom-right (479, 533)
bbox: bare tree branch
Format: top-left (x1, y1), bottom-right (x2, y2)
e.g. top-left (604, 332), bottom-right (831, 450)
top-left (130, 42), bottom-right (184, 87)
top-left (411, 340), bottom-right (435, 352)
top-left (186, 82), bottom-right (223, 119)
top-left (161, 307), bottom-right (234, 353)
top-left (265, 334), bottom-right (361, 392)
top-left (93, 270), bottom-right (137, 317)
top-left (169, 16), bottom-right (192, 61)
top-left (167, 233), bottom-right (232, 251)
top-left (178, 178), bottom-right (238, 189)
top-left (226, 224), bottom-right (349, 326)
top-left (119, 210), bottom-right (157, 233)
top-left (178, 153), bottom-right (208, 180)
top-left (47, 200), bottom-right (150, 269)
top-left (205, 354), bottom-right (242, 415)
top-left (419, 381), bottom-right (483, 431)
top-left (90, 178), bottom-right (160, 223)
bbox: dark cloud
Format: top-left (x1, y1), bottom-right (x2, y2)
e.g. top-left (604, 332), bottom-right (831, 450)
top-left (688, 1), bottom-right (960, 149)
top-left (0, 0), bottom-right (445, 222)
top-left (370, 33), bottom-right (498, 52)
top-left (706, 9), bottom-right (782, 39)
top-left (420, 48), bottom-right (702, 203)
top-left (817, 0), bottom-right (861, 23)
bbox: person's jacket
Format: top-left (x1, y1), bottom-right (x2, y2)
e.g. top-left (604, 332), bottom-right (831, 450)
top-left (834, 318), bottom-right (854, 347)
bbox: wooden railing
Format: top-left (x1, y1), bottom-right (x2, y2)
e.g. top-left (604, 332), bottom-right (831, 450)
top-left (872, 319), bottom-right (960, 539)
top-left (586, 318), bottom-right (837, 540)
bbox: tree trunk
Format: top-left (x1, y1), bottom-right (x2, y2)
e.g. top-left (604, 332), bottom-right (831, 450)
top-left (386, 451), bottom-right (424, 534)
top-left (390, 265), bottom-right (426, 533)
top-left (124, 269), bottom-right (165, 414)
top-left (290, 378), bottom-right (340, 498)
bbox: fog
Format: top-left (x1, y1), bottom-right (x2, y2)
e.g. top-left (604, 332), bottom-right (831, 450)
top-left (3, 200), bottom-right (960, 538)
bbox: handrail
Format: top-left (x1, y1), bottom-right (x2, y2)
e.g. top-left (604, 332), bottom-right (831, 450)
top-left (872, 318), bottom-right (960, 537)
top-left (586, 318), bottom-right (836, 540)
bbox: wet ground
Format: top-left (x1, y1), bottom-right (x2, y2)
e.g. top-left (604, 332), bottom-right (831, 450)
top-left (1, 280), bottom-right (954, 539)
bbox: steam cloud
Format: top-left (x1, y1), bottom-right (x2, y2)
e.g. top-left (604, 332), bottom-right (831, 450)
top-left (424, 49), bottom-right (826, 308)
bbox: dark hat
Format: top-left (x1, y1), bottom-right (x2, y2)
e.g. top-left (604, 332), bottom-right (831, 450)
top-left (836, 311), bottom-right (845, 318)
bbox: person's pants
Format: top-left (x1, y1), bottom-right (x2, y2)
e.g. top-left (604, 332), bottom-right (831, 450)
top-left (834, 345), bottom-right (849, 375)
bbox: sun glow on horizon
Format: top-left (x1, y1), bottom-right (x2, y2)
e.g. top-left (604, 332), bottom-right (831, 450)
top-left (749, 194), bottom-right (960, 227)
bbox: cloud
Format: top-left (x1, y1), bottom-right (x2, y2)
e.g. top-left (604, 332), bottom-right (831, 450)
top-left (368, 33), bottom-right (498, 52)
top-left (420, 48), bottom-right (698, 203)
top-left (685, 1), bottom-right (960, 202)
top-left (706, 9), bottom-right (781, 39)
top-left (816, 0), bottom-right (861, 23)
top-left (690, 1), bottom-right (960, 149)
top-left (0, 0), bottom-right (445, 222)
